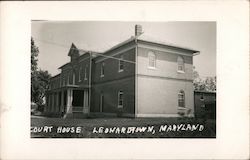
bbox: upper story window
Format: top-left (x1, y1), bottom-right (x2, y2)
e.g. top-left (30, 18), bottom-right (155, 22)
top-left (101, 62), bottom-right (105, 77)
top-left (118, 55), bottom-right (124, 72)
top-left (148, 51), bottom-right (156, 68)
top-left (72, 72), bottom-right (76, 85)
top-left (79, 67), bottom-right (82, 82)
top-left (177, 56), bottom-right (185, 72)
top-left (67, 74), bottom-right (70, 85)
top-left (84, 67), bottom-right (88, 80)
top-left (178, 90), bottom-right (185, 107)
top-left (118, 91), bottom-right (124, 108)
top-left (200, 94), bottom-right (204, 101)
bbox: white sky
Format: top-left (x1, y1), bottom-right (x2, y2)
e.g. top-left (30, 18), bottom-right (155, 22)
top-left (31, 21), bottom-right (216, 77)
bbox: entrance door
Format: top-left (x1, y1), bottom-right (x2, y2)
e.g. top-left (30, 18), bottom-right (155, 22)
top-left (100, 93), bottom-right (104, 112)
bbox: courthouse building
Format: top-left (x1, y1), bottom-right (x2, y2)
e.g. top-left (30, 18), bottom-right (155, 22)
top-left (45, 25), bottom-right (199, 118)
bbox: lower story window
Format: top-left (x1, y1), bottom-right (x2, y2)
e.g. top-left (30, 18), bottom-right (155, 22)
top-left (118, 91), bottom-right (124, 108)
top-left (178, 90), bottom-right (185, 107)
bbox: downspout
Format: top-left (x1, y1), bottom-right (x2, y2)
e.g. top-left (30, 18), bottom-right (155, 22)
top-left (88, 52), bottom-right (92, 116)
top-left (135, 38), bottom-right (138, 118)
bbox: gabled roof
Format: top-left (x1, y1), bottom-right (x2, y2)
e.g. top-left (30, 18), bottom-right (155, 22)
top-left (68, 43), bottom-right (79, 56)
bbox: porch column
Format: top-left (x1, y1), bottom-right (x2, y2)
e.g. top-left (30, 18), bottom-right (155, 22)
top-left (66, 89), bottom-right (73, 114)
top-left (83, 90), bottom-right (89, 114)
top-left (48, 94), bottom-right (51, 112)
top-left (60, 91), bottom-right (64, 113)
top-left (56, 92), bottom-right (59, 112)
top-left (51, 93), bottom-right (54, 112)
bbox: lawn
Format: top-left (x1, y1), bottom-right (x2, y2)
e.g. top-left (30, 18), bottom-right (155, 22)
top-left (31, 116), bottom-right (216, 138)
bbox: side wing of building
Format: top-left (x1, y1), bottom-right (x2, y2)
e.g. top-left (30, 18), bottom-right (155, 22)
top-left (136, 39), bottom-right (197, 117)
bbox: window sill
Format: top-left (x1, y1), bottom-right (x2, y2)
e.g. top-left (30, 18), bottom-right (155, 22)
top-left (178, 107), bottom-right (186, 110)
top-left (177, 70), bottom-right (185, 74)
top-left (118, 105), bottom-right (123, 108)
top-left (148, 66), bottom-right (156, 70)
top-left (118, 69), bottom-right (124, 73)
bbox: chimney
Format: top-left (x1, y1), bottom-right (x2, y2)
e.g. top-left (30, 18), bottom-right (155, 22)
top-left (135, 24), bottom-right (143, 37)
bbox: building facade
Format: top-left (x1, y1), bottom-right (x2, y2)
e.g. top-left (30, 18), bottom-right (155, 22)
top-left (45, 25), bottom-right (199, 118)
top-left (194, 91), bottom-right (216, 119)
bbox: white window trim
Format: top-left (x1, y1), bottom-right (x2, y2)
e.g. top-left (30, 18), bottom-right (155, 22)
top-left (178, 90), bottom-right (185, 108)
top-left (100, 62), bottom-right (105, 77)
top-left (78, 67), bottom-right (82, 82)
top-left (84, 67), bottom-right (88, 80)
top-left (177, 70), bottom-right (185, 74)
top-left (177, 56), bottom-right (185, 73)
top-left (118, 91), bottom-right (124, 108)
top-left (72, 72), bottom-right (75, 85)
top-left (148, 66), bottom-right (157, 70)
top-left (118, 56), bottom-right (124, 72)
top-left (148, 51), bottom-right (156, 69)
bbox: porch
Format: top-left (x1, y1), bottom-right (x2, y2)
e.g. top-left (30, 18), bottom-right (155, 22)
top-left (45, 85), bottom-right (90, 118)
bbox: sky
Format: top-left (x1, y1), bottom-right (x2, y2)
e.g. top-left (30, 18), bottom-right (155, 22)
top-left (31, 21), bottom-right (216, 78)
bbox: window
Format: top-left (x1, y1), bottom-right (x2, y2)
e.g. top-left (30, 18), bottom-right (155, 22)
top-left (177, 56), bottom-right (184, 72)
top-left (67, 74), bottom-right (70, 85)
top-left (118, 91), bottom-right (124, 108)
top-left (79, 67), bottom-right (82, 82)
top-left (118, 55), bottom-right (124, 72)
top-left (178, 90), bottom-right (185, 107)
top-left (148, 51), bottom-right (156, 68)
top-left (101, 62), bottom-right (105, 77)
top-left (200, 94), bottom-right (204, 101)
top-left (84, 67), bottom-right (87, 80)
top-left (72, 72), bottom-right (75, 85)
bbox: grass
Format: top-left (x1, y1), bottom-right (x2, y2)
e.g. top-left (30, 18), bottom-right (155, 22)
top-left (31, 116), bottom-right (216, 138)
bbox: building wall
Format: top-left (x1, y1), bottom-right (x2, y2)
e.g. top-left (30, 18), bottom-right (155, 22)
top-left (194, 91), bottom-right (216, 119)
top-left (136, 45), bottom-right (194, 117)
top-left (60, 53), bottom-right (90, 87)
top-left (137, 76), bottom-right (194, 117)
top-left (137, 47), bottom-right (193, 80)
top-left (91, 77), bottom-right (135, 116)
top-left (91, 45), bottom-right (136, 116)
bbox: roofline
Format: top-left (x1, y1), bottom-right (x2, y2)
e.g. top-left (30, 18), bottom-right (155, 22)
top-left (58, 62), bottom-right (70, 69)
top-left (50, 73), bottom-right (61, 79)
top-left (194, 90), bottom-right (216, 94)
top-left (137, 38), bottom-right (199, 54)
top-left (102, 37), bottom-right (135, 54)
top-left (98, 36), bottom-right (200, 56)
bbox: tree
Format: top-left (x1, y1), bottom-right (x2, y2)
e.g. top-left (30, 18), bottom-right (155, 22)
top-left (31, 37), bottom-right (39, 74)
top-left (193, 67), bottom-right (216, 92)
top-left (31, 37), bottom-right (51, 107)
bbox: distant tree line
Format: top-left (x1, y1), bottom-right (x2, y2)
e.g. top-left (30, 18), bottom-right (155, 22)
top-left (193, 67), bottom-right (216, 92)
top-left (31, 37), bottom-right (51, 107)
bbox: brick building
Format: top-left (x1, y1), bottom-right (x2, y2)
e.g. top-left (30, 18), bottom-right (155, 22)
top-left (45, 25), bottom-right (199, 118)
top-left (194, 91), bottom-right (216, 119)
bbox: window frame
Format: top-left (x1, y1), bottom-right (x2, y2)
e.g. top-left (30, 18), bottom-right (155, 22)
top-left (100, 62), bottom-right (105, 77)
top-left (177, 56), bottom-right (185, 73)
top-left (178, 90), bottom-right (185, 108)
top-left (118, 55), bottom-right (124, 72)
top-left (84, 67), bottom-right (88, 80)
top-left (148, 51), bottom-right (156, 69)
top-left (78, 67), bottom-right (82, 82)
top-left (118, 91), bottom-right (124, 108)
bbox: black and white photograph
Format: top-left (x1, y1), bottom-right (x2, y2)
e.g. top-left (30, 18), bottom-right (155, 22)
top-left (1, 1), bottom-right (249, 159)
top-left (31, 21), bottom-right (216, 138)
